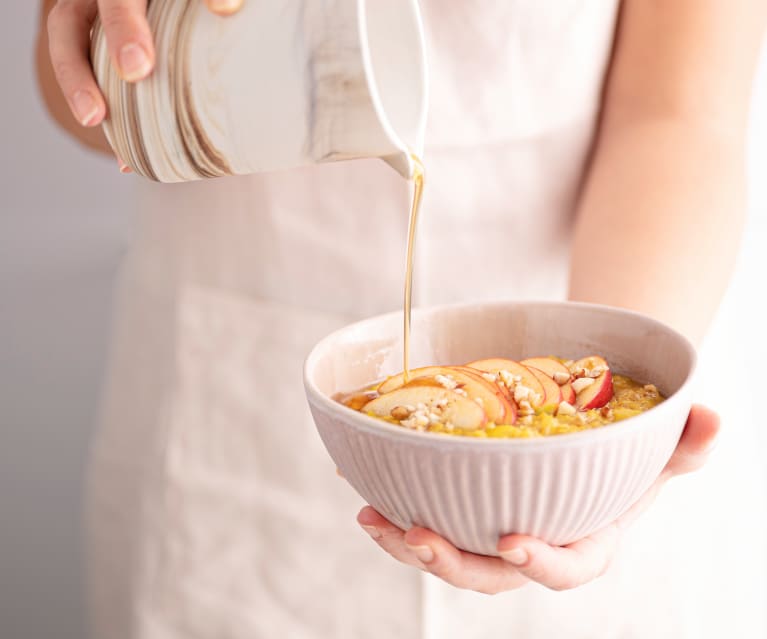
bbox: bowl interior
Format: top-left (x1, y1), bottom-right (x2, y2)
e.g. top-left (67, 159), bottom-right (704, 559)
top-left (306, 301), bottom-right (696, 406)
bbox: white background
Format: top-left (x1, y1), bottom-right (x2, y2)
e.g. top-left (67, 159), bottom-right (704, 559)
top-left (1, 4), bottom-right (766, 639)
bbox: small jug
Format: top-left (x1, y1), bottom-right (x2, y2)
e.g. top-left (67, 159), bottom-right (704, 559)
top-left (91, 0), bottom-right (429, 182)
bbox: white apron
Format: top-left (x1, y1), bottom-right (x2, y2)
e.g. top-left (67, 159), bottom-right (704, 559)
top-left (88, 1), bottom-right (767, 637)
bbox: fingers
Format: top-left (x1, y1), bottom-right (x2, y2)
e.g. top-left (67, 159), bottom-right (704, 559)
top-left (404, 527), bottom-right (529, 594)
top-left (359, 507), bottom-right (528, 594)
top-left (664, 404), bottom-right (720, 477)
top-left (204, 0), bottom-right (244, 17)
top-left (357, 507), bottom-right (426, 570)
top-left (498, 523), bottom-right (620, 591)
top-left (48, 0), bottom-right (107, 126)
top-left (97, 0), bottom-right (154, 81)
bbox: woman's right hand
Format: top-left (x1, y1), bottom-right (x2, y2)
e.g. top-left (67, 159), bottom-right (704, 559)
top-left (38, 0), bottom-right (243, 159)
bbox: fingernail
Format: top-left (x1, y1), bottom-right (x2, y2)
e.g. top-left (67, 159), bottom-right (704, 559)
top-left (500, 547), bottom-right (528, 566)
top-left (72, 91), bottom-right (99, 126)
top-left (117, 156), bottom-right (132, 174)
top-left (361, 525), bottom-right (381, 540)
top-left (118, 43), bottom-right (152, 82)
top-left (407, 544), bottom-right (434, 564)
top-left (207, 0), bottom-right (243, 14)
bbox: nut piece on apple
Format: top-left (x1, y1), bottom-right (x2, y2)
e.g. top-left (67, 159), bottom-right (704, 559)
top-left (526, 366), bottom-right (562, 407)
top-left (363, 386), bottom-right (487, 430)
top-left (402, 366), bottom-right (515, 424)
top-left (574, 369), bottom-right (614, 410)
top-left (570, 355), bottom-right (610, 378)
top-left (520, 357), bottom-right (571, 382)
top-left (464, 358), bottom-right (546, 407)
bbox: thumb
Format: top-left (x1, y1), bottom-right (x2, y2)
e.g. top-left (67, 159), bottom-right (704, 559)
top-left (665, 404), bottom-right (720, 477)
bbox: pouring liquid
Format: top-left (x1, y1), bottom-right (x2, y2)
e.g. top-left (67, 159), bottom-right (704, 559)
top-left (402, 155), bottom-right (425, 383)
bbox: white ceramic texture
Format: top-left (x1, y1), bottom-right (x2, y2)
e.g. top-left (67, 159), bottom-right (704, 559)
top-left (304, 301), bottom-right (696, 556)
top-left (91, 0), bottom-right (428, 182)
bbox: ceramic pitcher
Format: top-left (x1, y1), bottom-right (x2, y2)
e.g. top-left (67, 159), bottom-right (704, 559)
top-left (91, 0), bottom-right (429, 182)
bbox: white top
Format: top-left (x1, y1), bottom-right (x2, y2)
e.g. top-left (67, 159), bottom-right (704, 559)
top-left (88, 2), bottom-right (767, 637)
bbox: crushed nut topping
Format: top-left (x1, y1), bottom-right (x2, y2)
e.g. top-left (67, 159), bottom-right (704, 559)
top-left (434, 374), bottom-right (458, 390)
top-left (474, 397), bottom-right (484, 407)
top-left (499, 370), bottom-right (522, 389)
top-left (481, 372), bottom-right (498, 383)
top-left (553, 371), bottom-right (571, 385)
top-left (518, 400), bottom-right (534, 416)
top-left (514, 384), bottom-right (534, 403)
top-left (600, 406), bottom-right (614, 419)
top-left (588, 367), bottom-right (606, 378)
top-left (557, 401), bottom-right (576, 416)
top-left (454, 388), bottom-right (468, 397)
top-left (572, 377), bottom-right (596, 394)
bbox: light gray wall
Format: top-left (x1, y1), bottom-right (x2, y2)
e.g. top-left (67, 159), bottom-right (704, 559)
top-left (0, 4), bottom-right (130, 639)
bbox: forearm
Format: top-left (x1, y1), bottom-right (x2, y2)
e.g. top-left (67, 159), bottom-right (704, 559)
top-left (569, 114), bottom-right (746, 346)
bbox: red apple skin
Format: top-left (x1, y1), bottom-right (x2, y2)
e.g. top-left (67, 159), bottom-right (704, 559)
top-left (575, 369), bottom-right (614, 410)
top-left (561, 383), bottom-right (576, 404)
top-left (527, 367), bottom-right (562, 406)
top-left (464, 358), bottom-right (546, 407)
top-left (520, 357), bottom-right (570, 380)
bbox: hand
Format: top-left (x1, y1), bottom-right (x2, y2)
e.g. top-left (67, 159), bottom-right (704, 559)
top-left (357, 404), bottom-right (719, 594)
top-left (45, 0), bottom-right (243, 154)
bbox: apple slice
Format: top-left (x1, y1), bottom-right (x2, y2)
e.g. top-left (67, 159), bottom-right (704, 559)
top-left (527, 367), bottom-right (562, 407)
top-left (574, 370), bottom-right (614, 410)
top-left (378, 366), bottom-right (454, 394)
top-left (571, 355), bottom-right (610, 377)
top-left (520, 357), bottom-right (571, 382)
top-left (560, 383), bottom-right (576, 404)
top-left (464, 358), bottom-right (546, 407)
top-left (363, 386), bottom-right (487, 430)
top-left (401, 367), bottom-right (513, 424)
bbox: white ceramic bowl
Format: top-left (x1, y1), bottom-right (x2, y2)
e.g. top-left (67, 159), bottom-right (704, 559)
top-left (304, 301), bottom-right (696, 556)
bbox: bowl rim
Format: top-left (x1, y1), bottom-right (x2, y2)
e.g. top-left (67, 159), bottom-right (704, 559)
top-left (303, 299), bottom-right (697, 450)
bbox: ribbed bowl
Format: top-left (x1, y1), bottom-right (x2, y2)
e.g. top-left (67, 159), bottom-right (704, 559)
top-left (303, 301), bottom-right (695, 556)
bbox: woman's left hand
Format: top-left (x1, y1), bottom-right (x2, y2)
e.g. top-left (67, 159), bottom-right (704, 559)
top-left (357, 404), bottom-right (719, 594)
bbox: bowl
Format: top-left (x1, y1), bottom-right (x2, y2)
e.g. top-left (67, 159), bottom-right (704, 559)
top-left (303, 301), bottom-right (696, 555)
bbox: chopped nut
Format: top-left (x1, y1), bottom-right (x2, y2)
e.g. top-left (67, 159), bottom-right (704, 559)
top-left (444, 421), bottom-right (455, 431)
top-left (416, 402), bottom-right (427, 411)
top-left (474, 397), bottom-right (484, 407)
top-left (414, 413), bottom-right (429, 427)
top-left (643, 384), bottom-right (658, 394)
top-left (390, 405), bottom-right (412, 420)
top-left (434, 398), bottom-right (448, 408)
top-left (481, 372), bottom-right (498, 383)
top-left (553, 371), bottom-right (571, 385)
top-left (521, 415), bottom-right (534, 425)
top-left (518, 400), bottom-right (534, 416)
top-left (600, 406), bottom-right (614, 419)
top-left (588, 367), bottom-right (606, 378)
top-left (576, 412), bottom-right (588, 423)
top-left (557, 401), bottom-right (576, 416)
top-left (572, 377), bottom-right (596, 394)
top-left (514, 384), bottom-right (533, 404)
top-left (499, 370), bottom-right (522, 388)
top-left (428, 412), bottom-right (442, 424)
top-left (401, 417), bottom-right (417, 429)
top-left (454, 388), bottom-right (468, 397)
top-left (573, 368), bottom-right (588, 379)
top-left (435, 374), bottom-right (458, 390)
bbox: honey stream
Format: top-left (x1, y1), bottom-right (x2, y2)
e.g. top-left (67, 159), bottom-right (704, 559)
top-left (402, 155), bottom-right (425, 383)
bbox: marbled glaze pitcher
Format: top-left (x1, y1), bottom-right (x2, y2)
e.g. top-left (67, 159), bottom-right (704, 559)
top-left (91, 0), bottom-right (428, 182)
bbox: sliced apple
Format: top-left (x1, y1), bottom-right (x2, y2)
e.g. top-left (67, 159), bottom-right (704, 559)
top-left (575, 369), bottom-right (614, 410)
top-left (378, 366), bottom-right (454, 394)
top-left (363, 386), bottom-right (487, 430)
top-left (464, 358), bottom-right (546, 407)
top-left (527, 367), bottom-right (562, 407)
top-left (520, 357), bottom-right (571, 382)
top-left (571, 355), bottom-right (610, 377)
top-left (401, 366), bottom-right (513, 424)
top-left (560, 383), bottom-right (576, 404)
